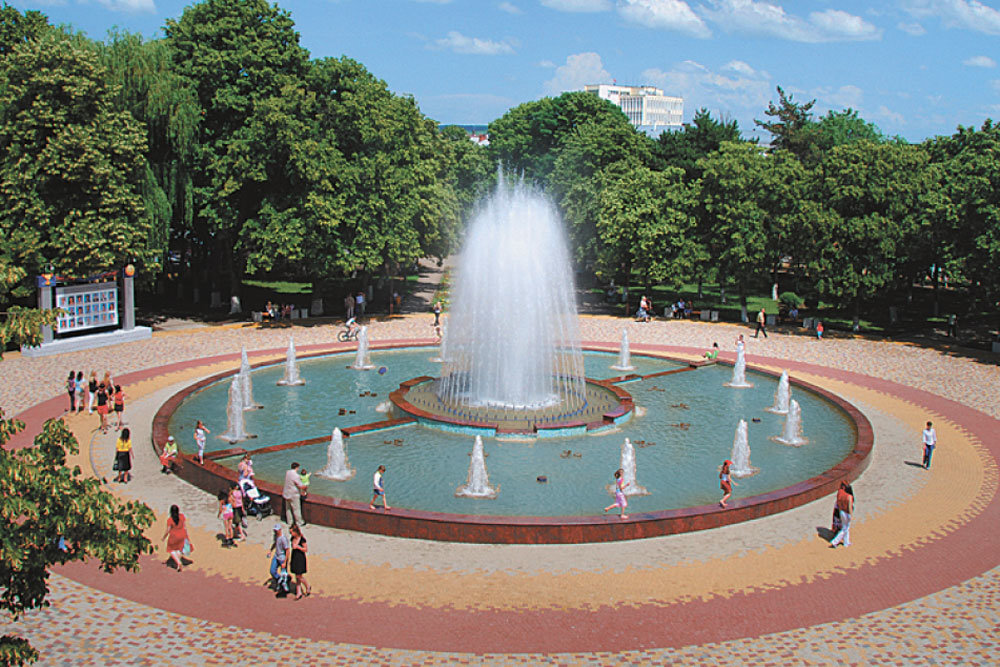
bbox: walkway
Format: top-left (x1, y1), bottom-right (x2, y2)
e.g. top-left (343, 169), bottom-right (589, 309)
top-left (1, 314), bottom-right (999, 664)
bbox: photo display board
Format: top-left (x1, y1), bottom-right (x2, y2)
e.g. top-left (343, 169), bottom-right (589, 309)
top-left (55, 282), bottom-right (119, 334)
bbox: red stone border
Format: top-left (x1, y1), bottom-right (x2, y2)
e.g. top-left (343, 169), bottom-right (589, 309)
top-left (151, 344), bottom-right (872, 544)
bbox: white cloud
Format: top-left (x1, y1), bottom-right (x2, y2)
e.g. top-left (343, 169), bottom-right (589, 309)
top-left (642, 58), bottom-right (772, 128)
top-left (875, 105), bottom-right (905, 125)
top-left (96, 0), bottom-right (155, 11)
top-left (902, 0), bottom-right (1000, 35)
top-left (810, 84), bottom-right (864, 110)
top-left (700, 0), bottom-right (881, 42)
top-left (498, 2), bottom-right (522, 13)
top-left (898, 21), bottom-right (927, 35)
top-left (963, 55), bottom-right (997, 67)
top-left (537, 59), bottom-right (557, 68)
top-left (543, 52), bottom-right (612, 95)
top-left (432, 31), bottom-right (516, 55)
top-left (541, 0), bottom-right (612, 11)
top-left (992, 79), bottom-right (1000, 92)
top-left (617, 0), bottom-right (712, 38)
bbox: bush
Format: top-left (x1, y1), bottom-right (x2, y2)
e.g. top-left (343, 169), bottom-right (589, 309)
top-left (779, 291), bottom-right (802, 309)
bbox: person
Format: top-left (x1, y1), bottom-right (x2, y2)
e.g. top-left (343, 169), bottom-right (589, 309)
top-left (603, 468), bottom-right (629, 519)
top-left (237, 453), bottom-right (255, 482)
top-left (282, 462), bottom-right (305, 526)
top-left (75, 371), bottom-right (85, 413)
top-left (754, 307), bottom-right (768, 339)
top-left (112, 384), bottom-right (126, 430)
top-left (87, 371), bottom-right (98, 414)
top-left (948, 313), bottom-right (958, 337)
top-left (830, 482), bottom-right (854, 548)
top-left (268, 523), bottom-right (290, 591)
top-left (344, 293), bottom-right (354, 320)
top-left (922, 420), bottom-right (937, 469)
top-left (162, 504), bottom-right (190, 572)
top-left (66, 371), bottom-right (77, 412)
top-left (636, 295), bottom-right (649, 322)
top-left (289, 523), bottom-right (311, 599)
top-left (788, 304), bottom-right (800, 321)
top-left (719, 460), bottom-right (737, 508)
top-left (114, 428), bottom-right (133, 484)
top-left (230, 483), bottom-right (247, 539)
top-left (832, 483), bottom-right (855, 533)
top-left (816, 321), bottom-right (824, 340)
top-left (345, 316), bottom-right (359, 339)
top-left (703, 342), bottom-right (719, 361)
top-left (217, 490), bottom-right (235, 547)
top-left (160, 435), bottom-right (179, 473)
top-left (102, 371), bottom-right (114, 394)
top-left (433, 300), bottom-right (442, 327)
top-left (356, 291), bottom-right (365, 318)
top-left (95, 383), bottom-right (110, 433)
top-left (298, 467), bottom-right (310, 497)
top-left (194, 420), bottom-right (209, 464)
top-left (370, 464), bottom-right (390, 510)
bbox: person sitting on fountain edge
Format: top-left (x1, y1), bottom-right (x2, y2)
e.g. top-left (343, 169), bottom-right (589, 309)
top-left (704, 342), bottom-right (719, 361)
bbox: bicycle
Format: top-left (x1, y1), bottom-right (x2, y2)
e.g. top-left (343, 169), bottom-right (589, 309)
top-left (337, 324), bottom-right (360, 342)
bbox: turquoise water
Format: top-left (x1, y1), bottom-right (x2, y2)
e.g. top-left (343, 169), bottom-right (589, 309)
top-left (168, 349), bottom-right (856, 517)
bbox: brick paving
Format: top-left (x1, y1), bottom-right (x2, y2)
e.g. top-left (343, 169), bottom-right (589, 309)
top-left (1, 313), bottom-right (999, 664)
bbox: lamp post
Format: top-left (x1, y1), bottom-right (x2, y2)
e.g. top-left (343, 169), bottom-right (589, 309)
top-left (37, 262), bottom-right (55, 344)
top-left (122, 262), bottom-right (136, 331)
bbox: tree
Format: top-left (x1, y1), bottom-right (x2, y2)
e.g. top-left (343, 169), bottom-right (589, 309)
top-left (652, 108), bottom-right (742, 180)
top-left (812, 140), bottom-right (930, 328)
top-left (0, 30), bottom-right (159, 289)
top-left (0, 414), bottom-right (154, 665)
top-left (439, 125), bottom-right (494, 225)
top-left (755, 86), bottom-right (817, 160)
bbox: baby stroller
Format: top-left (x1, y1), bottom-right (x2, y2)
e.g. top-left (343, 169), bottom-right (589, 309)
top-left (240, 479), bottom-right (273, 520)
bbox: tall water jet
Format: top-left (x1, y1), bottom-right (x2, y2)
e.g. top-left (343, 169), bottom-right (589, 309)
top-left (219, 376), bottom-right (254, 443)
top-left (351, 326), bottom-right (375, 370)
top-left (773, 399), bottom-right (808, 446)
top-left (611, 328), bottom-right (635, 372)
top-left (276, 337), bottom-right (305, 386)
top-left (455, 435), bottom-right (498, 499)
top-left (317, 428), bottom-right (354, 480)
top-left (437, 176), bottom-right (585, 411)
top-left (729, 419), bottom-right (758, 478)
top-left (618, 437), bottom-right (648, 496)
top-left (724, 345), bottom-right (753, 388)
top-left (765, 370), bottom-right (790, 414)
top-left (239, 346), bottom-right (262, 409)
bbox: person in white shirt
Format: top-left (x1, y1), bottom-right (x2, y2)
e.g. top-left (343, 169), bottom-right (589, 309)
top-left (370, 464), bottom-right (390, 510)
top-left (282, 462), bottom-right (306, 526)
top-left (922, 421), bottom-right (937, 469)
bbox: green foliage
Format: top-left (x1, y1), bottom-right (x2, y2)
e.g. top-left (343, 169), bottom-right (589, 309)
top-left (652, 108), bottom-right (742, 179)
top-left (438, 125), bottom-right (495, 223)
top-left (0, 30), bottom-right (158, 289)
top-left (0, 4), bottom-right (48, 57)
top-left (0, 413), bottom-right (154, 664)
top-left (755, 86), bottom-right (817, 159)
top-left (779, 291), bottom-right (802, 309)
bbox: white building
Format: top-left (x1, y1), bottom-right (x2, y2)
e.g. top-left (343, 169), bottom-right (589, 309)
top-left (583, 84), bottom-right (683, 134)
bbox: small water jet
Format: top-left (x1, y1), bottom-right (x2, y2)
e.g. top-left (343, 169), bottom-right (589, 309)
top-left (729, 419), bottom-right (759, 478)
top-left (611, 328), bottom-right (635, 371)
top-left (455, 435), bottom-right (499, 499)
top-left (724, 346), bottom-right (753, 388)
top-left (239, 346), bottom-right (263, 409)
top-left (219, 375), bottom-right (254, 443)
top-left (351, 326), bottom-right (375, 370)
top-left (773, 399), bottom-right (808, 446)
top-left (617, 437), bottom-right (648, 496)
top-left (765, 370), bottom-right (790, 414)
top-left (276, 337), bottom-right (305, 386)
top-left (316, 428), bottom-right (355, 480)
top-left (430, 324), bottom-right (448, 363)
top-left (375, 400), bottom-right (392, 413)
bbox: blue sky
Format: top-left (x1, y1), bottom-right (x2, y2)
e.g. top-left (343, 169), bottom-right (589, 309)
top-left (11, 0), bottom-right (1000, 142)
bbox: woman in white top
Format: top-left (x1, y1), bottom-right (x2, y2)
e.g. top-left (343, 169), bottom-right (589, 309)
top-left (922, 421), bottom-right (937, 469)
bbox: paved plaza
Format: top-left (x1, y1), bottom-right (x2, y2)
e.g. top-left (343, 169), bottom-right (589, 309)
top-left (2, 313), bottom-right (999, 665)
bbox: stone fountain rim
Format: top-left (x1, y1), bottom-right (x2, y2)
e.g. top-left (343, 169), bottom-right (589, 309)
top-left (152, 342), bottom-right (872, 545)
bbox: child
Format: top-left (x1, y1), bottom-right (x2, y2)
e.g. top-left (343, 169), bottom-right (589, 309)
top-left (816, 321), bottom-right (824, 340)
top-left (719, 460), bottom-right (738, 508)
top-left (298, 467), bottom-right (311, 498)
top-left (703, 342), bottom-right (719, 361)
top-left (160, 435), bottom-right (178, 473)
top-left (113, 385), bottom-right (125, 430)
top-left (230, 484), bottom-right (247, 538)
top-left (217, 490), bottom-right (234, 547)
top-left (370, 465), bottom-right (390, 510)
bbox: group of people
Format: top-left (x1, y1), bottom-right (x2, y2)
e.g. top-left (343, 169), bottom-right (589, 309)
top-left (263, 301), bottom-right (295, 321)
top-left (344, 291), bottom-right (366, 320)
top-left (66, 369), bottom-right (124, 433)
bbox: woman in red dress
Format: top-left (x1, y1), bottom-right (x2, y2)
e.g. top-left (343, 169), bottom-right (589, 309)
top-left (161, 505), bottom-right (190, 572)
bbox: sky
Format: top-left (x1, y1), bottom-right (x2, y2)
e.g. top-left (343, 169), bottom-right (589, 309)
top-left (10, 0), bottom-right (1000, 142)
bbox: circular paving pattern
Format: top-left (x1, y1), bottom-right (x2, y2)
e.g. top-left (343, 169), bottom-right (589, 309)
top-left (2, 315), bottom-right (999, 664)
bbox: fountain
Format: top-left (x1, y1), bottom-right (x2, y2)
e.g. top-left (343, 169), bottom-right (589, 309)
top-left (436, 176), bottom-right (585, 414)
top-left (611, 328), bottom-right (635, 372)
top-left (765, 370), bottom-right (790, 414)
top-left (724, 345), bottom-right (753, 388)
top-left (276, 337), bottom-right (305, 386)
top-left (351, 326), bottom-right (375, 370)
top-left (455, 435), bottom-right (499, 498)
top-left (430, 324), bottom-right (448, 363)
top-left (729, 419), bottom-right (758, 478)
top-left (239, 346), bottom-right (262, 409)
top-left (316, 428), bottom-right (354, 480)
top-left (618, 437), bottom-right (648, 496)
top-left (773, 399), bottom-right (808, 446)
top-left (219, 375), bottom-right (253, 443)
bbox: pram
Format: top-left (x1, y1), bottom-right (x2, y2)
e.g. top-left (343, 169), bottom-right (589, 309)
top-left (239, 479), bottom-right (273, 520)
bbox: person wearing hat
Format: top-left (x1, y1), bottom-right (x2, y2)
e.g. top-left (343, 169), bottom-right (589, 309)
top-left (267, 523), bottom-right (290, 591)
top-left (160, 436), bottom-right (179, 474)
top-left (719, 460), bottom-right (738, 508)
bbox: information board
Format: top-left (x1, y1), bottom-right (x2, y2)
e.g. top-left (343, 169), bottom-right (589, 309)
top-left (55, 282), bottom-right (119, 333)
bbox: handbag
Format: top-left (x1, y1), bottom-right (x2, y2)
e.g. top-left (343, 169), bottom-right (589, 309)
top-left (183, 538), bottom-right (192, 555)
top-left (112, 456), bottom-right (120, 471)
